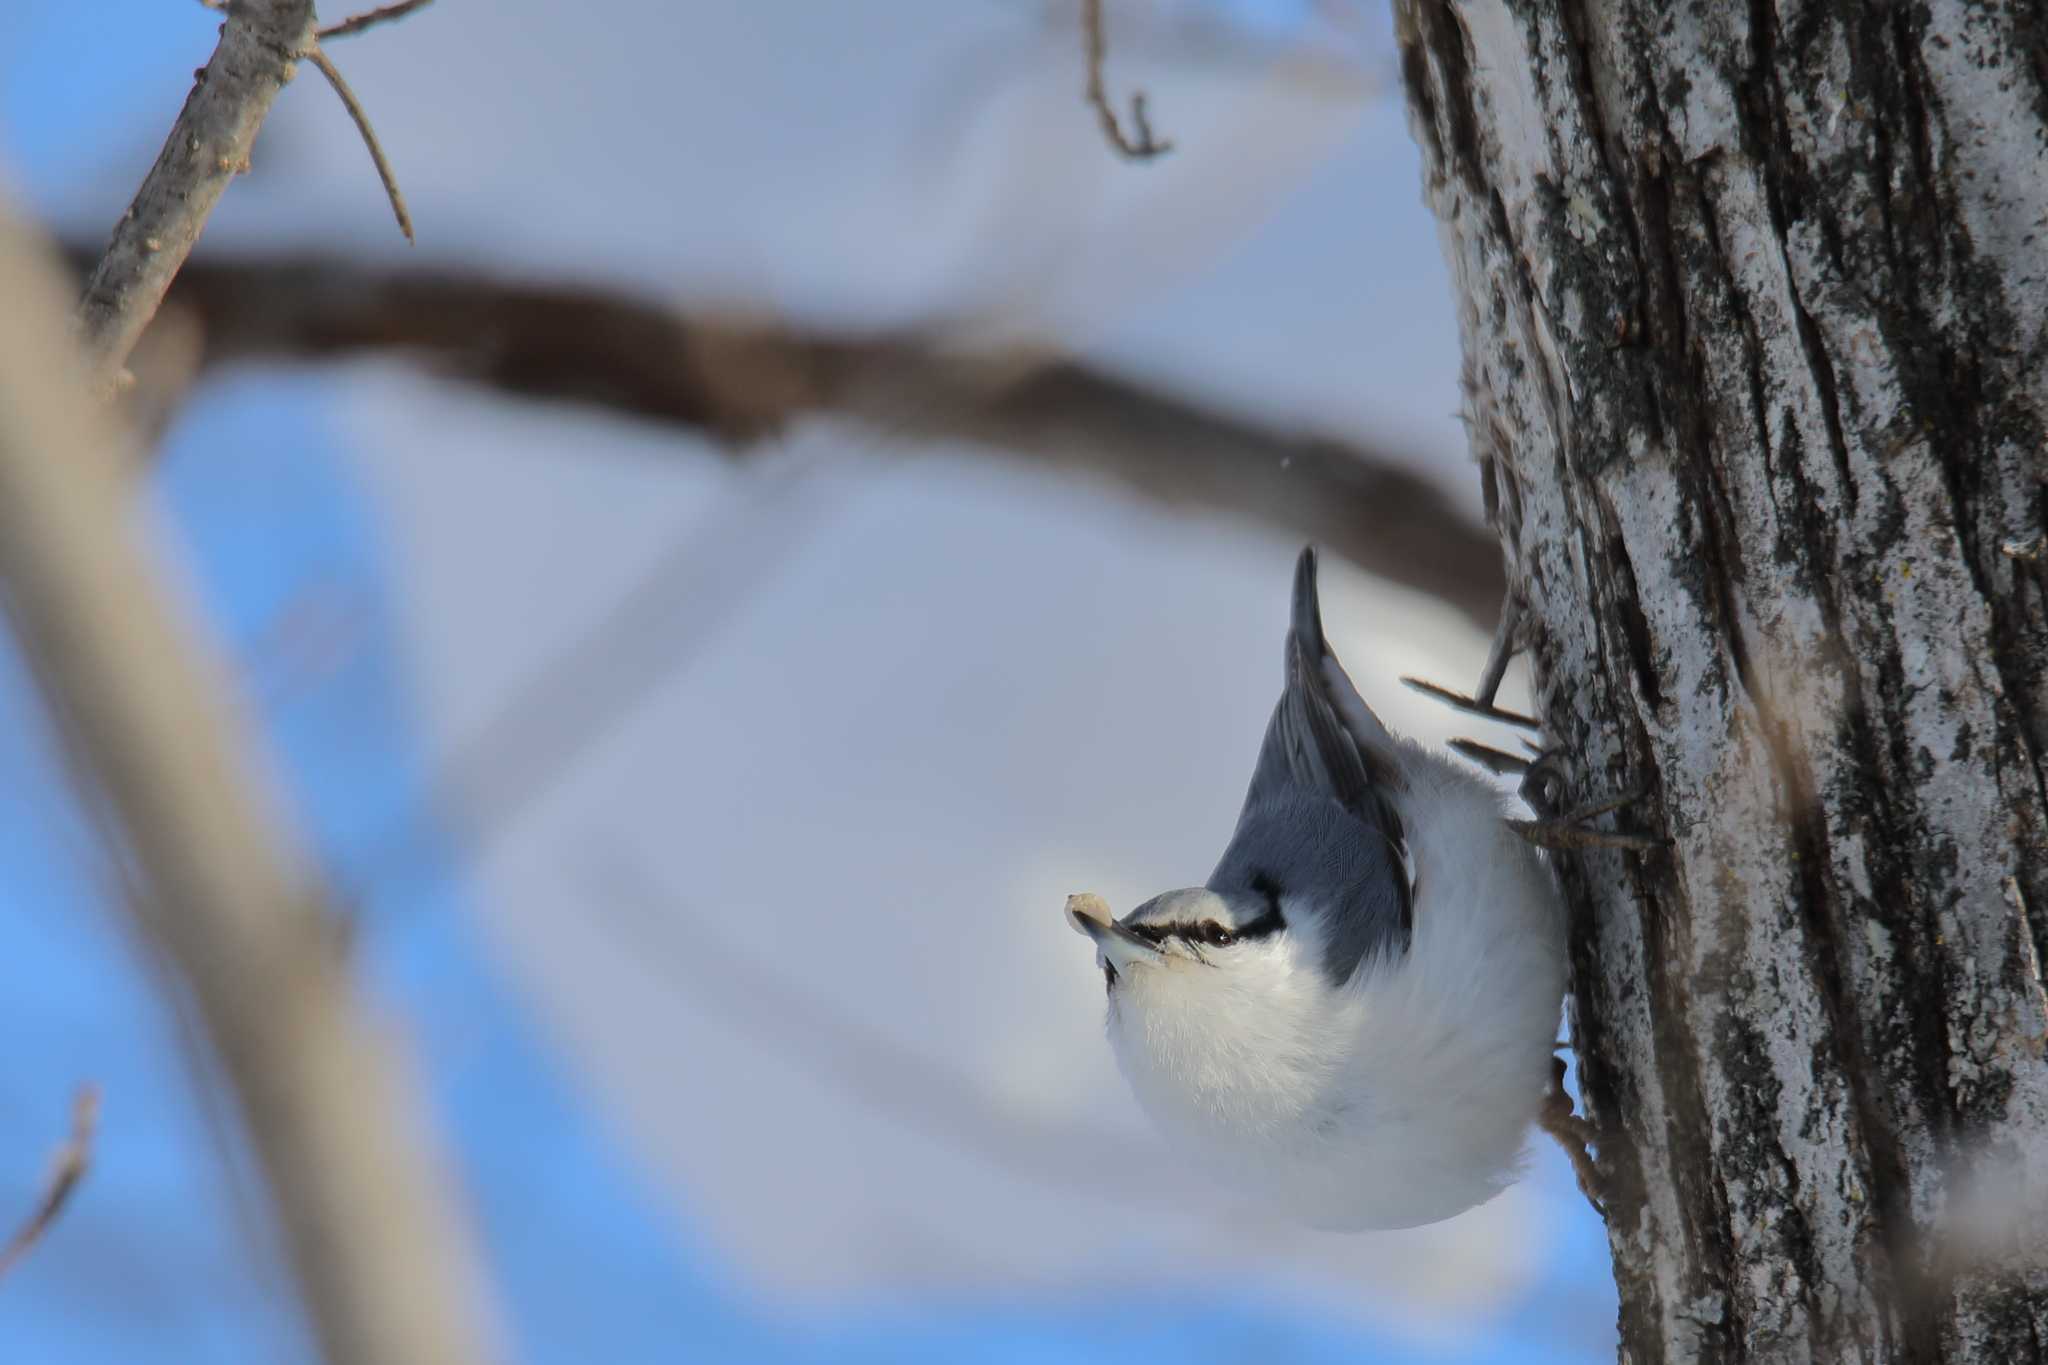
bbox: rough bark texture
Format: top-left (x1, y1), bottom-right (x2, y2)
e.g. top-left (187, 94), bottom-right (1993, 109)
top-left (1392, 1), bottom-right (2048, 1361)
top-left (74, 0), bottom-right (315, 390)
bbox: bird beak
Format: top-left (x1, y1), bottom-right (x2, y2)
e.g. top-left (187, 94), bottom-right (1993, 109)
top-left (1065, 893), bottom-right (1164, 971)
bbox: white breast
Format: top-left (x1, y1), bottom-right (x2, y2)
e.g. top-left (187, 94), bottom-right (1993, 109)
top-left (1106, 744), bottom-right (1567, 1230)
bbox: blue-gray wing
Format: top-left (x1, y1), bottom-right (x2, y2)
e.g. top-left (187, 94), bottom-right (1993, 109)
top-left (1221, 546), bottom-right (1413, 980)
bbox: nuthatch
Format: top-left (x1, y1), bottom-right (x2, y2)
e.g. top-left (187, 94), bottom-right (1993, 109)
top-left (1068, 547), bottom-right (1645, 1228)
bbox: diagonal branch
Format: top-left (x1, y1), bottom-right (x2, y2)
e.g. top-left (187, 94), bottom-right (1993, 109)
top-left (92, 249), bottom-right (1506, 627)
top-left (0, 1086), bottom-right (100, 1284)
top-left (74, 0), bottom-right (317, 393)
top-left (4, 204), bottom-right (494, 1365)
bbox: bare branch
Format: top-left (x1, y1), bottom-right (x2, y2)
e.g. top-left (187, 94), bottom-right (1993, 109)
top-left (319, 0), bottom-right (435, 41)
top-left (2, 202), bottom-right (494, 1365)
top-left (1082, 0), bottom-right (1171, 159)
top-left (74, 0), bottom-right (317, 393)
top-left (0, 1086), bottom-right (100, 1283)
top-left (304, 44), bottom-right (415, 242)
top-left (76, 248), bottom-right (1507, 627)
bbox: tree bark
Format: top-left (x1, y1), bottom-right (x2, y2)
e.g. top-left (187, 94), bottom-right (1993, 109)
top-left (1392, 1), bottom-right (2048, 1361)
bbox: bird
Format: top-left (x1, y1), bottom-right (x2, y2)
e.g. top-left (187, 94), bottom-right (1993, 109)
top-left (1066, 545), bottom-right (1578, 1230)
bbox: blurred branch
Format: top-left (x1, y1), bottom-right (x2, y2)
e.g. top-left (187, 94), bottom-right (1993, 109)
top-left (0, 1086), bottom-right (100, 1284)
top-left (362, 455), bottom-right (835, 895)
top-left (592, 854), bottom-right (1175, 1204)
top-left (87, 248), bottom-right (1506, 627)
top-left (1082, 0), bottom-right (1171, 158)
top-left (75, 0), bottom-right (318, 393)
top-left (2, 205), bottom-right (494, 1365)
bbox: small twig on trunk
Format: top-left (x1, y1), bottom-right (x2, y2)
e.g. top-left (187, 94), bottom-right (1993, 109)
top-left (304, 45), bottom-right (415, 242)
top-left (0, 1086), bottom-right (101, 1283)
top-left (319, 0), bottom-right (435, 41)
top-left (1082, 0), bottom-right (1171, 159)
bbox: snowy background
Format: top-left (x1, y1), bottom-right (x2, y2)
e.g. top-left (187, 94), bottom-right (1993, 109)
top-left (0, 2), bottom-right (1614, 1360)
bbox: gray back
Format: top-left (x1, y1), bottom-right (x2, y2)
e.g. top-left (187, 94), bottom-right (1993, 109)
top-left (1213, 547), bottom-right (1413, 984)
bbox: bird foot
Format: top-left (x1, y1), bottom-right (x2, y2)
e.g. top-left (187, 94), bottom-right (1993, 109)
top-left (1400, 590), bottom-right (1541, 730)
top-left (1412, 591), bottom-right (1667, 851)
top-left (1473, 589), bottom-right (1529, 710)
top-left (1540, 1054), bottom-right (1606, 1221)
top-left (1446, 736), bottom-right (1543, 777)
top-left (1399, 676), bottom-right (1541, 730)
top-left (1507, 751), bottom-right (1668, 852)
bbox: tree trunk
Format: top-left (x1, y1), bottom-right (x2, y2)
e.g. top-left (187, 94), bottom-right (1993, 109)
top-left (1391, 1), bottom-right (2048, 1361)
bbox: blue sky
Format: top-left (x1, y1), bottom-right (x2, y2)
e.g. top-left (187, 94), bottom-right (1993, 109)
top-left (0, 4), bottom-right (1616, 1360)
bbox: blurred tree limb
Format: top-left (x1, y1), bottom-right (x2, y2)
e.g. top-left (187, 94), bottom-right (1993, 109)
top-left (0, 1086), bottom-right (99, 1284)
top-left (1082, 0), bottom-right (1170, 158)
top-left (86, 247), bottom-right (1506, 628)
top-left (2, 204), bottom-right (495, 1365)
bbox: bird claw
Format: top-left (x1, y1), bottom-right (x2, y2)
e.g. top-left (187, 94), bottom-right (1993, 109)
top-left (1509, 786), bottom-right (1669, 850)
top-left (1518, 747), bottom-right (1568, 815)
top-left (1474, 590), bottom-right (1528, 710)
top-left (1399, 675), bottom-right (1541, 730)
top-left (1446, 737), bottom-right (1533, 776)
top-left (1417, 593), bottom-right (1667, 851)
top-left (1509, 753), bottom-right (1667, 851)
top-left (1401, 591), bottom-right (1541, 730)
top-left (1540, 1054), bottom-right (1606, 1221)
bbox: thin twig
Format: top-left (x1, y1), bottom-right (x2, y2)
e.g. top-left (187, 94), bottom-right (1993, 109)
top-left (319, 0), bottom-right (435, 41)
top-left (0, 1086), bottom-right (100, 1283)
top-left (74, 0), bottom-right (318, 392)
top-left (304, 45), bottom-right (414, 243)
top-left (1082, 0), bottom-right (1171, 159)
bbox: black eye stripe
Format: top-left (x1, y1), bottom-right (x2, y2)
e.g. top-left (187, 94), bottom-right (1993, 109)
top-left (1236, 873), bottom-right (1286, 939)
top-left (1127, 883), bottom-right (1287, 949)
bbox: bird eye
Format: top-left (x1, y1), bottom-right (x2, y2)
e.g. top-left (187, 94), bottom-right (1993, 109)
top-left (1204, 923), bottom-right (1235, 947)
